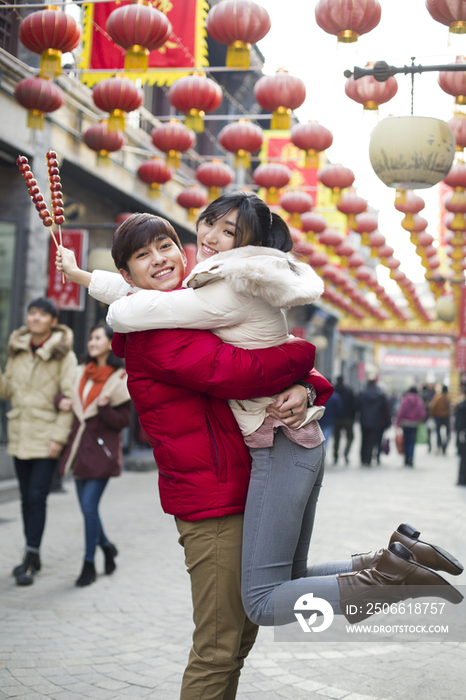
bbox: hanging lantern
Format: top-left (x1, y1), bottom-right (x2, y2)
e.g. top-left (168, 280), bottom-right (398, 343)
top-left (218, 119), bottom-right (263, 168)
top-left (15, 76), bottom-right (64, 130)
top-left (436, 295), bottom-right (457, 322)
top-left (106, 1), bottom-right (172, 72)
top-left (348, 255), bottom-right (367, 279)
top-left (137, 158), bottom-right (173, 197)
top-left (177, 186), bottom-right (208, 221)
top-left (206, 0), bottom-right (271, 69)
top-left (345, 70), bottom-right (398, 111)
top-left (318, 163), bottom-right (355, 202)
top-left (315, 0), bottom-right (381, 43)
top-left (196, 160), bottom-right (235, 200)
top-left (253, 163), bottom-right (292, 204)
top-left (438, 56), bottom-right (466, 104)
top-left (82, 121), bottom-right (126, 166)
top-left (279, 190), bottom-right (313, 227)
top-left (394, 190), bottom-right (425, 233)
top-left (318, 228), bottom-right (344, 255)
top-left (368, 229), bottom-right (386, 257)
top-left (448, 112), bottom-right (466, 152)
top-left (254, 69), bottom-right (306, 130)
top-left (336, 190), bottom-right (367, 229)
top-left (301, 212), bottom-right (327, 238)
top-left (443, 160), bottom-right (466, 189)
top-left (444, 189), bottom-right (466, 230)
top-left (151, 120), bottom-right (196, 168)
top-left (92, 78), bottom-right (144, 131)
top-left (369, 117), bottom-right (456, 198)
top-left (308, 250), bottom-right (329, 274)
top-left (168, 74), bottom-right (223, 133)
top-left (426, 0), bottom-right (466, 34)
top-left (353, 212), bottom-right (378, 246)
top-left (378, 243), bottom-right (395, 263)
top-left (290, 121), bottom-right (333, 168)
top-left (19, 7), bottom-right (81, 79)
top-left (335, 240), bottom-right (355, 266)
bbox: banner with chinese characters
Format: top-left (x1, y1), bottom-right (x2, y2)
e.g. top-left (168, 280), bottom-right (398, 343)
top-left (47, 230), bottom-right (88, 311)
top-left (258, 131), bottom-right (346, 230)
top-left (79, 0), bottom-right (209, 87)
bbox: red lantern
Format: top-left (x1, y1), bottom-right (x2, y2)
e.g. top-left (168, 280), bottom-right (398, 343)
top-left (151, 120), bottom-right (196, 168)
top-left (177, 187), bottom-right (208, 221)
top-left (279, 191), bottom-right (313, 227)
top-left (335, 240), bottom-right (355, 265)
top-left (93, 78), bottom-right (144, 132)
top-left (290, 121), bottom-right (333, 168)
top-left (318, 163), bottom-right (355, 202)
top-left (196, 160), bottom-right (235, 200)
top-left (417, 232), bottom-right (435, 247)
top-left (301, 212), bottom-right (327, 237)
top-left (438, 56), bottom-right (466, 104)
top-left (19, 7), bottom-right (81, 78)
top-left (315, 0), bottom-right (381, 42)
top-left (206, 0), bottom-right (271, 68)
top-left (368, 230), bottom-right (386, 257)
top-left (444, 189), bottom-right (466, 230)
top-left (318, 228), bottom-right (344, 254)
top-left (394, 190), bottom-right (425, 231)
top-left (348, 254), bottom-right (366, 278)
top-left (353, 212), bottom-right (378, 246)
top-left (253, 163), bottom-right (292, 204)
top-left (15, 77), bottom-right (64, 130)
top-left (345, 72), bottom-right (398, 111)
top-left (443, 160), bottom-right (466, 188)
top-left (448, 112), bottom-right (466, 152)
top-left (82, 122), bottom-right (126, 165)
top-left (169, 74), bottom-right (223, 133)
top-left (218, 120), bottom-right (263, 169)
top-left (254, 69), bottom-right (306, 130)
top-left (137, 158), bottom-right (173, 197)
top-left (336, 191), bottom-right (367, 229)
top-left (378, 244), bottom-right (394, 261)
top-left (426, 0), bottom-right (466, 34)
top-left (106, 1), bottom-right (172, 72)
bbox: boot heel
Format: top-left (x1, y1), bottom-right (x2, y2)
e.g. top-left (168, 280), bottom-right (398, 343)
top-left (398, 523), bottom-right (420, 539)
top-left (389, 542), bottom-right (412, 561)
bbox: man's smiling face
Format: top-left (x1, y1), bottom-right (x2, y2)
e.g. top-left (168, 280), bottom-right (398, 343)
top-left (120, 236), bottom-right (187, 291)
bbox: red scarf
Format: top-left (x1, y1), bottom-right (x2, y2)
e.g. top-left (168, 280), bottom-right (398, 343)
top-left (79, 362), bottom-right (115, 410)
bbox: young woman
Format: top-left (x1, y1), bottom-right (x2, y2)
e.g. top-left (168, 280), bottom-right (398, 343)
top-left (395, 386), bottom-right (427, 467)
top-left (78, 193), bottom-right (463, 625)
top-left (59, 323), bottom-right (131, 586)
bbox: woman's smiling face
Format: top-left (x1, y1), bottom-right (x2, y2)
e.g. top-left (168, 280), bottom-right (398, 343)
top-left (196, 209), bottom-right (238, 262)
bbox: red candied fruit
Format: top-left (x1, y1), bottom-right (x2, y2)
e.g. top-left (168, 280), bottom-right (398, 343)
top-left (36, 201), bottom-right (47, 211)
top-left (53, 206), bottom-right (64, 216)
top-left (48, 166), bottom-right (59, 176)
top-left (43, 217), bottom-right (53, 227)
top-left (19, 164), bottom-right (30, 174)
top-left (47, 159), bottom-right (58, 168)
top-left (17, 156), bottom-right (28, 166)
top-left (50, 183), bottom-right (62, 192)
top-left (39, 209), bottom-right (51, 220)
top-left (54, 215), bottom-right (65, 225)
top-left (50, 175), bottom-right (61, 184)
top-left (32, 194), bottom-right (44, 204)
top-left (46, 151), bottom-right (57, 159)
top-left (28, 186), bottom-right (40, 196)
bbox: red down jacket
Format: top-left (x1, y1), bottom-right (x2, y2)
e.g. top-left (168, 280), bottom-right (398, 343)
top-left (114, 328), bottom-right (331, 521)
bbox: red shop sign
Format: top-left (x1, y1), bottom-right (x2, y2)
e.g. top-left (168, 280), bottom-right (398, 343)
top-left (47, 230), bottom-right (88, 310)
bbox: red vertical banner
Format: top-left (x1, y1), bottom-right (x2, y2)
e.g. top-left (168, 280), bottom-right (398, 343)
top-left (456, 285), bottom-right (466, 371)
top-left (47, 230), bottom-right (89, 310)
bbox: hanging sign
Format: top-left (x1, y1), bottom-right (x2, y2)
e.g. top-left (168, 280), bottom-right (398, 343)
top-left (47, 230), bottom-right (88, 311)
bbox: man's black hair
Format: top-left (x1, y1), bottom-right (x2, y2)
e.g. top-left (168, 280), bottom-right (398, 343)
top-left (27, 297), bottom-right (58, 319)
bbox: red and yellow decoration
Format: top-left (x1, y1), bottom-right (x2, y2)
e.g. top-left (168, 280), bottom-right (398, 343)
top-left (15, 77), bottom-right (64, 130)
top-left (82, 122), bottom-right (127, 165)
top-left (218, 119), bottom-right (263, 168)
top-left (92, 77), bottom-right (144, 131)
top-left (253, 163), bottom-right (292, 204)
top-left (290, 121), bottom-right (333, 169)
top-left (177, 186), bottom-right (208, 221)
top-left (151, 120), bottom-right (196, 168)
top-left (315, 0), bottom-right (381, 43)
top-left (254, 69), bottom-right (306, 130)
top-left (206, 0), bottom-right (271, 69)
top-left (137, 157), bottom-right (173, 197)
top-left (168, 73), bottom-right (223, 133)
top-left (196, 160), bottom-right (235, 200)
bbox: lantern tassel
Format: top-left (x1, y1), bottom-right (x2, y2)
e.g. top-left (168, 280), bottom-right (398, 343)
top-left (125, 46), bottom-right (149, 72)
top-left (27, 109), bottom-right (45, 130)
top-left (185, 109), bottom-right (205, 134)
top-left (226, 41), bottom-right (250, 69)
top-left (40, 49), bottom-right (62, 79)
top-left (271, 107), bottom-right (291, 130)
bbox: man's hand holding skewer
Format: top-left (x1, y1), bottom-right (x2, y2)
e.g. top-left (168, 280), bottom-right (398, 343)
top-left (56, 246), bottom-right (91, 288)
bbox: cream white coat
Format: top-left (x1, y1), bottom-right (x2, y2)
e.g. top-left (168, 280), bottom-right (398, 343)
top-left (89, 247), bottom-right (325, 435)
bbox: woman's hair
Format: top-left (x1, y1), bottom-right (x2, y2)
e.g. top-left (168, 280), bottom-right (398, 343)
top-left (408, 386), bottom-right (418, 394)
top-left (112, 213), bottom-right (182, 271)
top-left (83, 322), bottom-right (124, 369)
top-left (196, 192), bottom-right (293, 253)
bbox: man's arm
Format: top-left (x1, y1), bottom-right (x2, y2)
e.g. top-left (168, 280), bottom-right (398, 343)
top-left (127, 330), bottom-right (316, 400)
top-left (57, 247), bottom-right (131, 304)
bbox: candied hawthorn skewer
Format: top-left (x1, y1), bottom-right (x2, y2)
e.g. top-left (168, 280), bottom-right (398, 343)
top-left (46, 151), bottom-right (65, 281)
top-left (16, 156), bottom-right (59, 249)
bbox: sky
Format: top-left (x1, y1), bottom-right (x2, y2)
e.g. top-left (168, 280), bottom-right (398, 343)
top-left (256, 0), bottom-right (464, 285)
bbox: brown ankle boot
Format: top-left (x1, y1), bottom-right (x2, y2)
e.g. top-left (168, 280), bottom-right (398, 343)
top-left (351, 523), bottom-right (464, 575)
top-left (340, 542), bottom-right (463, 623)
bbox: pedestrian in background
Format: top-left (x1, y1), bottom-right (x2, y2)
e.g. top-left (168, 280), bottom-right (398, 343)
top-left (0, 298), bottom-right (77, 585)
top-left (429, 385), bottom-right (451, 455)
top-left (395, 387), bottom-right (426, 467)
top-left (59, 323), bottom-right (131, 587)
top-left (356, 374), bottom-right (388, 467)
top-left (455, 385), bottom-right (466, 486)
top-left (332, 375), bottom-right (356, 465)
top-left (318, 386), bottom-right (343, 446)
top-left (420, 376), bottom-right (436, 453)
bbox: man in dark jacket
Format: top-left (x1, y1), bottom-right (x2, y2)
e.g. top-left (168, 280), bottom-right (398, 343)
top-left (333, 375), bottom-right (356, 464)
top-left (356, 375), bottom-right (389, 467)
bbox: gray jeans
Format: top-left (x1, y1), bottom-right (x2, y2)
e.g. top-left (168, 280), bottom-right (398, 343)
top-left (241, 429), bottom-right (351, 626)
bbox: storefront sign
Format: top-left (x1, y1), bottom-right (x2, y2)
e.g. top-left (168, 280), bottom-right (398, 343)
top-left (47, 230), bottom-right (88, 310)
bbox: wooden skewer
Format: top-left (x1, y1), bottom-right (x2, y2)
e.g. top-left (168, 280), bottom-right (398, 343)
top-left (49, 227), bottom-right (60, 250)
top-left (58, 225), bottom-right (65, 283)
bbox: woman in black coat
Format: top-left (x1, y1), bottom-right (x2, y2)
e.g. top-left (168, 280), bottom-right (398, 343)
top-left (59, 323), bottom-right (131, 586)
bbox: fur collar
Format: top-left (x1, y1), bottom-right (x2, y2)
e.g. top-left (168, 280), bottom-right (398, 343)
top-left (8, 324), bottom-right (74, 360)
top-left (184, 246), bottom-right (324, 309)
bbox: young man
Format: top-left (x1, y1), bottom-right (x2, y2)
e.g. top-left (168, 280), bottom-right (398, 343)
top-left (0, 298), bottom-right (77, 585)
top-left (57, 214), bottom-right (331, 700)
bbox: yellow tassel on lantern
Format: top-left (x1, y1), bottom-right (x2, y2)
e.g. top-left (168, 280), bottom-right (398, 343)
top-left (401, 213), bottom-right (414, 231)
top-left (360, 232), bottom-right (371, 246)
top-left (289, 213), bottom-right (302, 228)
top-left (451, 233), bottom-right (465, 246)
top-left (410, 232), bottom-right (419, 246)
top-left (234, 149), bottom-right (251, 169)
top-left (347, 214), bottom-right (357, 230)
top-left (266, 187), bottom-right (279, 205)
top-left (207, 186), bottom-right (221, 202)
top-left (40, 48), bottom-right (62, 79)
top-left (370, 247), bottom-right (379, 258)
top-left (147, 183), bottom-right (161, 198)
top-left (166, 150), bottom-right (181, 168)
top-left (451, 213), bottom-right (466, 230)
top-left (186, 208), bottom-right (199, 222)
top-left (125, 45), bottom-right (149, 72)
top-left (363, 100), bottom-right (379, 111)
top-left (108, 109), bottom-right (125, 132)
top-left (27, 109), bottom-right (45, 130)
top-left (185, 109), bottom-right (205, 133)
top-left (96, 150), bottom-right (111, 167)
top-left (337, 29), bottom-right (359, 43)
top-left (450, 21), bottom-right (466, 34)
top-left (304, 150), bottom-right (318, 169)
top-left (271, 107), bottom-right (291, 130)
top-left (395, 189), bottom-right (406, 205)
top-left (226, 41), bottom-right (250, 69)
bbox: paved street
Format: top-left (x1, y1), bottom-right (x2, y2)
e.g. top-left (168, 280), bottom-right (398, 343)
top-left (1, 432), bottom-right (466, 700)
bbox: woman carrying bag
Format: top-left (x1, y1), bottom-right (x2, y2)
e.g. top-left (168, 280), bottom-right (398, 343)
top-left (59, 323), bottom-right (131, 586)
top-left (395, 387), bottom-right (426, 467)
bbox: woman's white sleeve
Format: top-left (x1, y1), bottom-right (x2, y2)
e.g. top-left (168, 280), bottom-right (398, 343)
top-left (106, 282), bottom-right (251, 332)
top-left (88, 270), bottom-right (132, 304)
